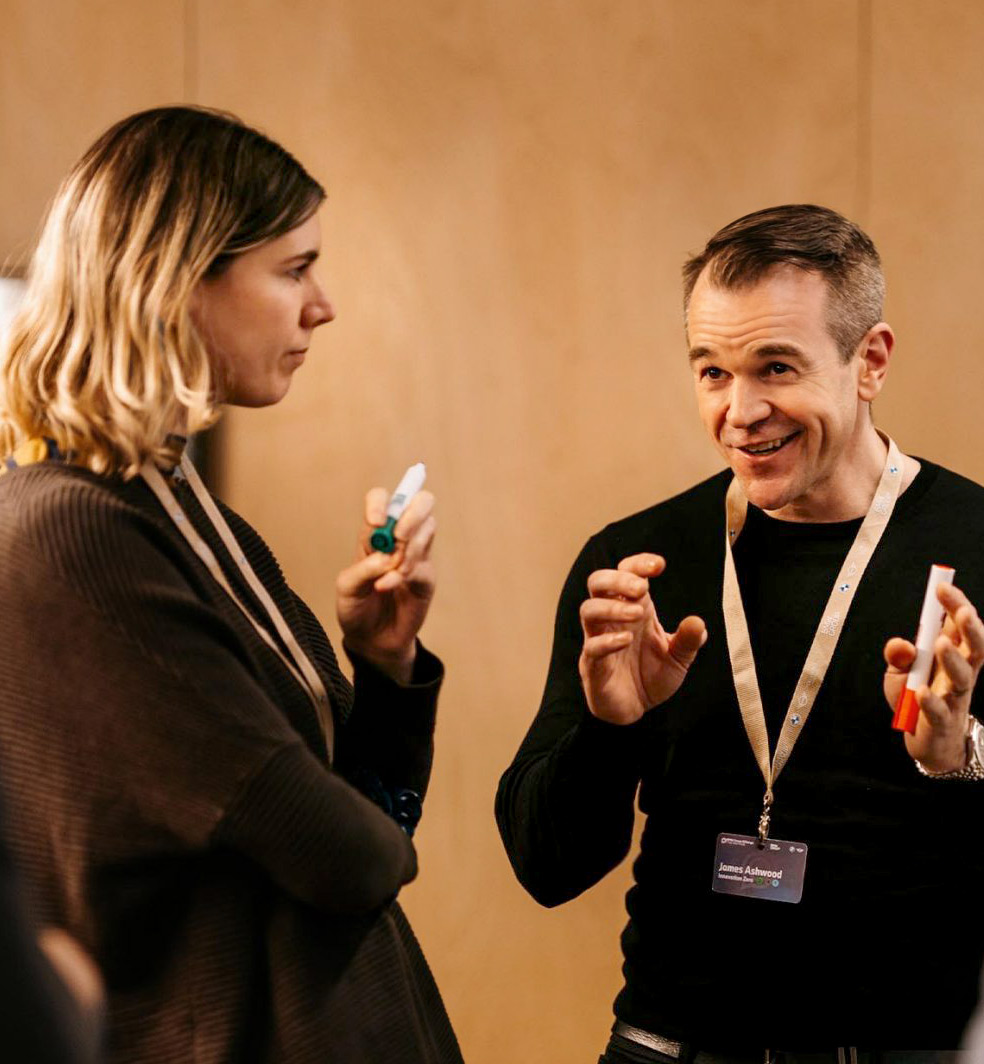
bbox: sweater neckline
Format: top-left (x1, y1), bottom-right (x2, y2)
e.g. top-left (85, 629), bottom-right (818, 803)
top-left (1, 435), bottom-right (188, 479)
top-left (741, 458), bottom-right (939, 542)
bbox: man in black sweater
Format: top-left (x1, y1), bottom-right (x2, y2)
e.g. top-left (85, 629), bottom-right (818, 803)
top-left (496, 205), bottom-right (984, 1060)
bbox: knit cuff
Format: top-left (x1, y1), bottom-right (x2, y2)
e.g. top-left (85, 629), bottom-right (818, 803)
top-left (347, 641), bottom-right (443, 738)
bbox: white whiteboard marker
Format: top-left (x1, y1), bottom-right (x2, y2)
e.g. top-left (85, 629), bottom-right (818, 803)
top-left (893, 563), bottom-right (955, 734)
top-left (369, 463), bottom-right (427, 554)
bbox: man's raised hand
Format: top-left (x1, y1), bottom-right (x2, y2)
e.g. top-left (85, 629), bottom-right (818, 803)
top-left (883, 582), bottom-right (984, 772)
top-left (578, 553), bottom-right (706, 725)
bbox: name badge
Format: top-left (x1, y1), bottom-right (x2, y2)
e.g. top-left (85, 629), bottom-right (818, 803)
top-left (711, 832), bottom-right (808, 904)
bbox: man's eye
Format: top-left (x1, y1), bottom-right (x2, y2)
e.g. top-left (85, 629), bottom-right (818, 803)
top-left (766, 362), bottom-right (791, 376)
top-left (701, 366), bottom-right (724, 381)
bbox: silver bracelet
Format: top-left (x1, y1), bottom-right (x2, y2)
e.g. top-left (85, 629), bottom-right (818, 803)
top-left (916, 717), bottom-right (984, 780)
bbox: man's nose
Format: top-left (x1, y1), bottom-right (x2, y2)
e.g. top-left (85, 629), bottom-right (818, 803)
top-left (725, 379), bottom-right (770, 429)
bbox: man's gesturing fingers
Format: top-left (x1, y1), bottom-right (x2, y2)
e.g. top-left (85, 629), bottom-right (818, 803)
top-left (923, 587), bottom-right (978, 710)
top-left (882, 636), bottom-right (916, 710)
top-left (936, 635), bottom-right (974, 698)
top-left (884, 584), bottom-right (983, 773)
top-left (580, 597), bottom-right (645, 632)
top-left (618, 553), bottom-right (666, 579)
top-left (580, 628), bottom-right (635, 665)
top-left (579, 579), bottom-right (648, 666)
top-left (933, 584), bottom-right (984, 703)
top-left (582, 554), bottom-right (661, 649)
top-left (586, 568), bottom-right (652, 603)
top-left (939, 584), bottom-right (984, 665)
top-left (884, 636), bottom-right (917, 672)
top-left (578, 553), bottom-right (706, 726)
top-left (668, 615), bottom-right (707, 670)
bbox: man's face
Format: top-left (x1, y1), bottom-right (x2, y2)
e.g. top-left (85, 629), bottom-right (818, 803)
top-left (687, 265), bottom-right (874, 520)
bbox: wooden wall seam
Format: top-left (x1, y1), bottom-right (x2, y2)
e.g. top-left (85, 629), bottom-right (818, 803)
top-left (184, 0), bottom-right (199, 103)
top-left (856, 0), bottom-right (873, 224)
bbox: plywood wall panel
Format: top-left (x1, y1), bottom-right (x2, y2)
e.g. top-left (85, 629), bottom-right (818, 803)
top-left (0, 0), bottom-right (882, 1059)
top-left (868, 2), bottom-right (984, 484)
top-left (207, 3), bottom-right (865, 1060)
top-left (0, 1), bottom-right (185, 270)
top-left (7, 0), bottom-right (984, 1054)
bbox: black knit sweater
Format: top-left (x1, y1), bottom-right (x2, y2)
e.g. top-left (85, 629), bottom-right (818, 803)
top-left (497, 459), bottom-right (984, 1049)
top-left (0, 460), bottom-right (462, 1063)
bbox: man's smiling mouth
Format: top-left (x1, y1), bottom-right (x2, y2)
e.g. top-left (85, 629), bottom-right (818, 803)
top-left (735, 431), bottom-right (801, 456)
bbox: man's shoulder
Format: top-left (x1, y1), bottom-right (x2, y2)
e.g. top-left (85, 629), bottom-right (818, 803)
top-left (899, 459), bottom-right (984, 537)
top-left (599, 467), bottom-right (732, 535)
top-left (917, 458), bottom-right (984, 505)
top-left (589, 468), bottom-right (732, 557)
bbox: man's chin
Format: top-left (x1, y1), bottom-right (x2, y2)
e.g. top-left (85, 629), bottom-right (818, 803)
top-left (730, 471), bottom-right (793, 513)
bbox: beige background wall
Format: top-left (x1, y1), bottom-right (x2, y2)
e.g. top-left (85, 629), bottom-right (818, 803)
top-left (4, 2), bottom-right (984, 1060)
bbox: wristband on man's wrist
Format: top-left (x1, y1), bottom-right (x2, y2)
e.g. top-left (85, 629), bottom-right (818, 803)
top-left (916, 716), bottom-right (984, 780)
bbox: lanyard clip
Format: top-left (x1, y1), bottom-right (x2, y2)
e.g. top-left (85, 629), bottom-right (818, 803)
top-left (757, 791), bottom-right (773, 848)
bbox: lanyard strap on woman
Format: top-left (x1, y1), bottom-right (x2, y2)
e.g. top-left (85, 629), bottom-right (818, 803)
top-left (721, 434), bottom-right (904, 841)
top-left (141, 455), bottom-right (334, 762)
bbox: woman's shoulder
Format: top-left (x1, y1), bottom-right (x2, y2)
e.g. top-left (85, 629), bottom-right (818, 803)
top-left (1, 460), bottom-right (148, 529)
top-left (0, 462), bottom-right (181, 587)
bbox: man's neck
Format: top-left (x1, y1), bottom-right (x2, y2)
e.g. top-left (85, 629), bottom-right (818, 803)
top-left (765, 428), bottom-right (918, 523)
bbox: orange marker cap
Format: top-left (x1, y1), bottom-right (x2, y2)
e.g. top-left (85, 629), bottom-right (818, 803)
top-left (893, 687), bottom-right (920, 735)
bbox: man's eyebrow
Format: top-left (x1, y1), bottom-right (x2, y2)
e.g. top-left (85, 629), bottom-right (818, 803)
top-left (280, 249), bottom-right (319, 266)
top-left (753, 342), bottom-right (806, 361)
top-left (688, 342), bottom-right (807, 363)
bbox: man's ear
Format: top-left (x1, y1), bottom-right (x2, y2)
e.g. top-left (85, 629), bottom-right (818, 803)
top-left (856, 322), bottom-right (894, 402)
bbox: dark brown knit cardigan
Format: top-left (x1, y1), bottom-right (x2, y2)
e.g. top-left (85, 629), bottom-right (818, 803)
top-left (0, 460), bottom-right (463, 1063)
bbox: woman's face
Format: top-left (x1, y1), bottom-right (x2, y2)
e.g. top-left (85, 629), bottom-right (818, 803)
top-left (191, 212), bottom-right (334, 406)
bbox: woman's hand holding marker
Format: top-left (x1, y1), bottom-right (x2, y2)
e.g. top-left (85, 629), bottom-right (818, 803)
top-left (337, 463), bottom-right (436, 684)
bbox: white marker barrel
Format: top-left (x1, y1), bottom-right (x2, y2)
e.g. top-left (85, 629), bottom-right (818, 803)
top-left (905, 564), bottom-right (955, 692)
top-left (386, 462), bottom-right (427, 521)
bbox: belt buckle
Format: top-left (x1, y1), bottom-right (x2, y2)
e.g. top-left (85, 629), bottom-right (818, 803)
top-left (614, 1020), bottom-right (683, 1059)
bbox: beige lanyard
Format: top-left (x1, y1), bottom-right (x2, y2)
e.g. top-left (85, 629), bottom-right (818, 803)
top-left (722, 435), bottom-right (904, 841)
top-left (141, 454), bottom-right (334, 762)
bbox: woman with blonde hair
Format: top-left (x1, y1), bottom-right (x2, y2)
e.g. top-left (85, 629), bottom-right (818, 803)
top-left (0, 106), bottom-right (462, 1063)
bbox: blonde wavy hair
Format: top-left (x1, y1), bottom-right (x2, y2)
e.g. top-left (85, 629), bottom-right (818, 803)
top-left (0, 106), bottom-right (325, 477)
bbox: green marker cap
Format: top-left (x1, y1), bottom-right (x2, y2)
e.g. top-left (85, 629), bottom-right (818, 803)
top-left (370, 516), bottom-right (398, 554)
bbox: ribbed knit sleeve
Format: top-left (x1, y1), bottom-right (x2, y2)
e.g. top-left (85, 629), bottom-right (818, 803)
top-left (0, 466), bottom-right (415, 897)
top-left (0, 464), bottom-right (462, 1064)
top-left (495, 534), bottom-right (645, 907)
top-left (336, 644), bottom-right (442, 798)
top-left (218, 504), bottom-right (443, 803)
top-left (214, 742), bottom-right (416, 913)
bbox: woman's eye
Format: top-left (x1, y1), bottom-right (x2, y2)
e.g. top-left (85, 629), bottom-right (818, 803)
top-left (287, 264), bottom-right (309, 281)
